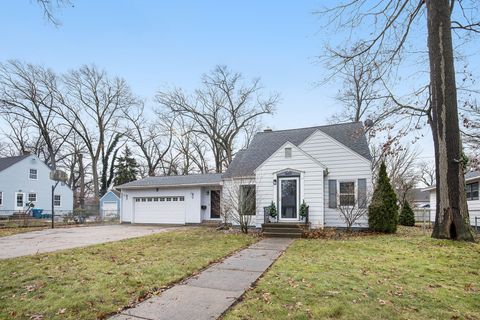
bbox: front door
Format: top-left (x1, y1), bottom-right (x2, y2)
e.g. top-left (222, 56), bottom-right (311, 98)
top-left (14, 192), bottom-right (25, 211)
top-left (210, 190), bottom-right (221, 219)
top-left (279, 177), bottom-right (299, 221)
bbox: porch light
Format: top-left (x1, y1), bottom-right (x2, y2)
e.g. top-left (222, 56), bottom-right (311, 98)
top-left (273, 179), bottom-right (277, 186)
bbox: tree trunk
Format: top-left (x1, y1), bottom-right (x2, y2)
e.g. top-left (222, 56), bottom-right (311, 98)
top-left (427, 0), bottom-right (474, 241)
top-left (78, 153), bottom-right (85, 210)
top-left (91, 160), bottom-right (100, 206)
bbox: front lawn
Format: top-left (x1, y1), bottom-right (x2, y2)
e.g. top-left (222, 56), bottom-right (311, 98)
top-left (224, 227), bottom-right (480, 320)
top-left (0, 226), bottom-right (47, 237)
top-left (0, 228), bottom-right (256, 319)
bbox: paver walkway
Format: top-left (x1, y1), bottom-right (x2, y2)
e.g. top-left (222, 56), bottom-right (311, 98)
top-left (110, 237), bottom-right (294, 320)
top-left (0, 225), bottom-right (178, 259)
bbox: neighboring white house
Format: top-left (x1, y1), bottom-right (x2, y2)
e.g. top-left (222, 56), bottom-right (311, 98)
top-left (0, 154), bottom-right (74, 216)
top-left (117, 122), bottom-right (373, 229)
top-left (424, 171), bottom-right (480, 227)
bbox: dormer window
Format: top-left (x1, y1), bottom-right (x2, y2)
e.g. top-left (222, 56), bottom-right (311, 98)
top-left (285, 147), bottom-right (292, 158)
top-left (29, 169), bottom-right (38, 180)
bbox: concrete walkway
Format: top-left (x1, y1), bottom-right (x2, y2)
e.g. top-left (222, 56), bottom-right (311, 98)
top-left (0, 225), bottom-right (178, 259)
top-left (110, 238), bottom-right (294, 320)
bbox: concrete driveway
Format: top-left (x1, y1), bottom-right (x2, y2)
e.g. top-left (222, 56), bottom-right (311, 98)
top-left (0, 225), bottom-right (179, 259)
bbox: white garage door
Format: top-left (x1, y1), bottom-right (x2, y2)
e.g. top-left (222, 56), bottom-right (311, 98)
top-left (133, 196), bottom-right (186, 224)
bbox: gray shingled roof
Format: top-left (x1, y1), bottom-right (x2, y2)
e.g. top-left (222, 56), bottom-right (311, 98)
top-left (465, 171), bottom-right (480, 181)
top-left (0, 155), bottom-right (29, 172)
top-left (116, 173), bottom-right (223, 189)
top-left (223, 122), bottom-right (371, 178)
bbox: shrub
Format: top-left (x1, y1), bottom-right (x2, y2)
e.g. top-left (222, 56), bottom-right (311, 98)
top-left (399, 200), bottom-right (415, 226)
top-left (368, 162), bottom-right (398, 233)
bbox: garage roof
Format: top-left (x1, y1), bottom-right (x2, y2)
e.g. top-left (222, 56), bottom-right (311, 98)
top-left (116, 173), bottom-right (223, 189)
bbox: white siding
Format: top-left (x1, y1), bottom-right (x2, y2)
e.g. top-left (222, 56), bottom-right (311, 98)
top-left (429, 188), bottom-right (480, 226)
top-left (222, 178), bottom-right (256, 227)
top-left (300, 130), bottom-right (372, 228)
top-left (120, 187), bottom-right (202, 224)
top-left (254, 142), bottom-right (325, 228)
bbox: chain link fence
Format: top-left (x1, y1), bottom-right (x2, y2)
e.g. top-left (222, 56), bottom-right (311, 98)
top-left (0, 208), bottom-right (119, 228)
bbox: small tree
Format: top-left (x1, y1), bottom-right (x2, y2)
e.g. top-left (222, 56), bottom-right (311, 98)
top-left (399, 200), bottom-right (415, 227)
top-left (113, 146), bottom-right (139, 186)
top-left (268, 201), bottom-right (277, 220)
top-left (368, 162), bottom-right (398, 233)
top-left (222, 182), bottom-right (256, 234)
top-left (338, 197), bottom-right (368, 232)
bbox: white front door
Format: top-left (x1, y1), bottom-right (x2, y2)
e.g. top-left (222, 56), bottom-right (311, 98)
top-left (278, 177), bottom-right (300, 221)
top-left (14, 192), bottom-right (25, 211)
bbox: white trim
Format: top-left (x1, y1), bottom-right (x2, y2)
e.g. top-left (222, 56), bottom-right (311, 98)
top-left (28, 192), bottom-right (37, 203)
top-left (14, 192), bottom-right (24, 210)
top-left (100, 190), bottom-right (120, 202)
top-left (273, 168), bottom-right (304, 175)
top-left (118, 182), bottom-right (223, 190)
top-left (338, 180), bottom-right (356, 207)
top-left (299, 129), bottom-right (371, 166)
top-left (29, 168), bottom-right (38, 180)
top-left (278, 176), bottom-right (300, 221)
top-left (54, 194), bottom-right (61, 207)
top-left (254, 141), bottom-right (327, 174)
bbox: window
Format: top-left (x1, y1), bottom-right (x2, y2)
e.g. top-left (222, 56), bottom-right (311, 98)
top-left (54, 195), bottom-right (61, 207)
top-left (179, 196), bottom-right (185, 202)
top-left (28, 193), bottom-right (37, 202)
top-left (285, 147), bottom-right (292, 158)
top-left (29, 169), bottom-right (38, 180)
top-left (339, 181), bottom-right (355, 206)
top-left (135, 198), bottom-right (140, 202)
top-left (173, 197), bottom-right (178, 201)
top-left (466, 182), bottom-right (479, 201)
top-left (240, 185), bottom-right (256, 215)
top-left (0, 192), bottom-right (3, 206)
top-left (160, 197), bottom-right (165, 202)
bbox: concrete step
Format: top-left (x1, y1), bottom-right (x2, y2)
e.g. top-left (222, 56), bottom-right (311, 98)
top-left (262, 223), bottom-right (308, 228)
top-left (262, 227), bottom-right (303, 234)
top-left (263, 232), bottom-right (302, 238)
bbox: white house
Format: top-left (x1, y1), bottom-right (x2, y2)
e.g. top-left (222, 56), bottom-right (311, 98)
top-left (424, 171), bottom-right (480, 227)
top-left (117, 122), bottom-right (373, 229)
top-left (0, 154), bottom-right (73, 216)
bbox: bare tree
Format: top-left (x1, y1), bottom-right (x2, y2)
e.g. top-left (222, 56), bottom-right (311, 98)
top-left (0, 61), bottom-right (70, 167)
top-left (35, 0), bottom-right (73, 26)
top-left (418, 160), bottom-right (436, 186)
top-left (124, 105), bottom-right (174, 177)
top-left (157, 65), bottom-right (278, 173)
top-left (54, 65), bottom-right (136, 203)
top-left (222, 181), bottom-right (256, 234)
top-left (337, 193), bottom-right (368, 231)
top-left (317, 0), bottom-right (478, 240)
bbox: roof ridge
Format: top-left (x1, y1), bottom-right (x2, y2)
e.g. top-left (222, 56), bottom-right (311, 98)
top-left (256, 121), bottom-right (362, 134)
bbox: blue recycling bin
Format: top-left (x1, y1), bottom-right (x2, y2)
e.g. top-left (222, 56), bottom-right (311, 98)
top-left (32, 209), bottom-right (44, 219)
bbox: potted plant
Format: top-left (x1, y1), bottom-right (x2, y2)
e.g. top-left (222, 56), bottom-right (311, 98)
top-left (299, 200), bottom-right (309, 223)
top-left (268, 201), bottom-right (277, 222)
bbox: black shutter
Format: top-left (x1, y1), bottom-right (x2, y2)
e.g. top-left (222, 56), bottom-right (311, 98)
top-left (358, 178), bottom-right (367, 208)
top-left (328, 179), bottom-right (337, 208)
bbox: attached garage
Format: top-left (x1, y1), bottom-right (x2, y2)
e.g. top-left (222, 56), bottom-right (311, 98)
top-left (133, 196), bottom-right (186, 224)
top-left (117, 173), bottom-right (223, 225)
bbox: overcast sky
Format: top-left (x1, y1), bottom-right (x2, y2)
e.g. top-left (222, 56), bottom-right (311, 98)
top-left (0, 0), bottom-right (436, 162)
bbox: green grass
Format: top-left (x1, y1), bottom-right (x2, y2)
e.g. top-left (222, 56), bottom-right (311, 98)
top-left (0, 227), bottom-right (256, 319)
top-left (224, 227), bottom-right (480, 320)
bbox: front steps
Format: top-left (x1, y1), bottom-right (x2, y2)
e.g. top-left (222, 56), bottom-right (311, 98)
top-left (262, 222), bottom-right (308, 238)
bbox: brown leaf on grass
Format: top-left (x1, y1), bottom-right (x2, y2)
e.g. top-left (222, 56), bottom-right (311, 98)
top-left (464, 283), bottom-right (479, 292)
top-left (57, 308), bottom-right (66, 315)
top-left (262, 292), bottom-right (271, 303)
